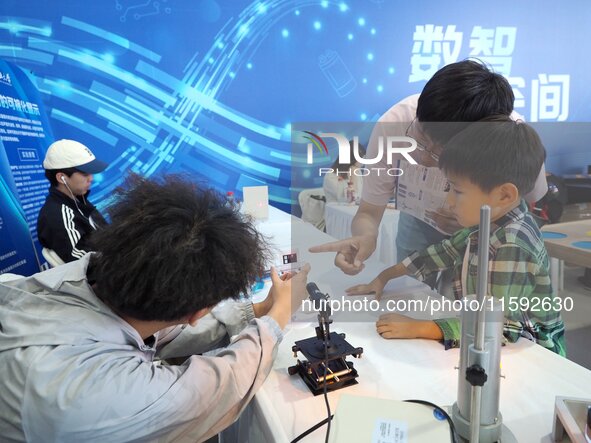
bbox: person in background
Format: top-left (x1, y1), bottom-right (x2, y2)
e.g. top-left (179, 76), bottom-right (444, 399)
top-left (37, 139), bottom-right (108, 263)
top-left (323, 140), bottom-right (366, 204)
top-left (0, 174), bottom-right (310, 442)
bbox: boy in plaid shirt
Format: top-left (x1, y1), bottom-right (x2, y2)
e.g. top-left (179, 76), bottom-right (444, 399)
top-left (347, 117), bottom-right (566, 356)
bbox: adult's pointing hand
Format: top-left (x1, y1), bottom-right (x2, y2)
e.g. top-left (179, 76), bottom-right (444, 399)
top-left (308, 234), bottom-right (376, 275)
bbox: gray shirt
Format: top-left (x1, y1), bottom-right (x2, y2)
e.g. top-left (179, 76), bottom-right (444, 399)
top-left (0, 254), bottom-right (282, 442)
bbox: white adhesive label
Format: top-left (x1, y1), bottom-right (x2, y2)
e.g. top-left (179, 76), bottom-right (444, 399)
top-left (371, 418), bottom-right (408, 443)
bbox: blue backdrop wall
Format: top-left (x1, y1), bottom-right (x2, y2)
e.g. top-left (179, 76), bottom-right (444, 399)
top-left (1, 0), bottom-right (590, 213)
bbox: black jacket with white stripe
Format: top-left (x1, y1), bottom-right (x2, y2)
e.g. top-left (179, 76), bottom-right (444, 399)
top-left (37, 187), bottom-right (107, 263)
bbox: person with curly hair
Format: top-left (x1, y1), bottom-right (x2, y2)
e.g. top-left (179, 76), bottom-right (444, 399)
top-left (0, 174), bottom-right (309, 442)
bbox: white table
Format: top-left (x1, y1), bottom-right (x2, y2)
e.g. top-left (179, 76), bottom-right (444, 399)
top-left (324, 202), bottom-right (400, 266)
top-left (253, 205), bottom-right (299, 243)
top-left (243, 214), bottom-right (591, 443)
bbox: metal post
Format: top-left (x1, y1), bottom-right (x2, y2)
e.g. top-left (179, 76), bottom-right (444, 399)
top-left (470, 205), bottom-right (491, 443)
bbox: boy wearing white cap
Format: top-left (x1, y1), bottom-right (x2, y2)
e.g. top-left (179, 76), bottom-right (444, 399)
top-left (37, 139), bottom-right (108, 263)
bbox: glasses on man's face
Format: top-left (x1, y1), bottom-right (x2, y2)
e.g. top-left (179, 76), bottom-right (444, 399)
top-left (405, 118), bottom-right (440, 163)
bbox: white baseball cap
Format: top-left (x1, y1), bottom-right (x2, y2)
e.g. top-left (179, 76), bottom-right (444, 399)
top-left (43, 139), bottom-right (108, 174)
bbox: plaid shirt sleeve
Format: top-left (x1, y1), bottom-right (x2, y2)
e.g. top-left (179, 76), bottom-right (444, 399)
top-left (402, 229), bottom-right (468, 350)
top-left (432, 243), bottom-right (566, 355)
top-left (433, 318), bottom-right (461, 349)
top-left (489, 244), bottom-right (566, 356)
top-left (401, 228), bottom-right (470, 281)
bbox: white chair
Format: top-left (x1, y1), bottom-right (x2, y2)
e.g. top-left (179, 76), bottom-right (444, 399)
top-left (42, 247), bottom-right (65, 268)
top-left (298, 188), bottom-right (326, 231)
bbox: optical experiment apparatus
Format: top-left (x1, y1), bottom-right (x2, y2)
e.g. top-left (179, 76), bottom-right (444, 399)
top-left (288, 283), bottom-right (363, 395)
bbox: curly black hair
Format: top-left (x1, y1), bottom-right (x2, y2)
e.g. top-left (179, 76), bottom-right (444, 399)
top-left (88, 174), bottom-right (271, 321)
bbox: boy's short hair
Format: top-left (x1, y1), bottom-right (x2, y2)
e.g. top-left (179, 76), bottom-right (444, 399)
top-left (417, 59), bottom-right (515, 144)
top-left (439, 116), bottom-right (546, 195)
top-left (88, 174), bottom-right (271, 322)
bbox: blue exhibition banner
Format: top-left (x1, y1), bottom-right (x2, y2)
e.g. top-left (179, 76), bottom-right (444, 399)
top-left (0, 144), bottom-right (38, 275)
top-left (2, 1), bottom-right (590, 213)
top-left (0, 58), bottom-right (54, 275)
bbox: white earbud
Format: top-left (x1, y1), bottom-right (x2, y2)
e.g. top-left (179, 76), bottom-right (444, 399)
top-left (59, 174), bottom-right (96, 228)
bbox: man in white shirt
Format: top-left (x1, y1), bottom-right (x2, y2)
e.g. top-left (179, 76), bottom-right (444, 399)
top-left (310, 60), bottom-right (547, 281)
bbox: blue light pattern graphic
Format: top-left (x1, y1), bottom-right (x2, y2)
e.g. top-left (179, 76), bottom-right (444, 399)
top-left (1, 0), bottom-right (590, 213)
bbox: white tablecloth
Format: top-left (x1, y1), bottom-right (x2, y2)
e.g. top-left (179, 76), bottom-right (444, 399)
top-left (240, 213), bottom-right (591, 443)
top-left (325, 202), bottom-right (400, 265)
